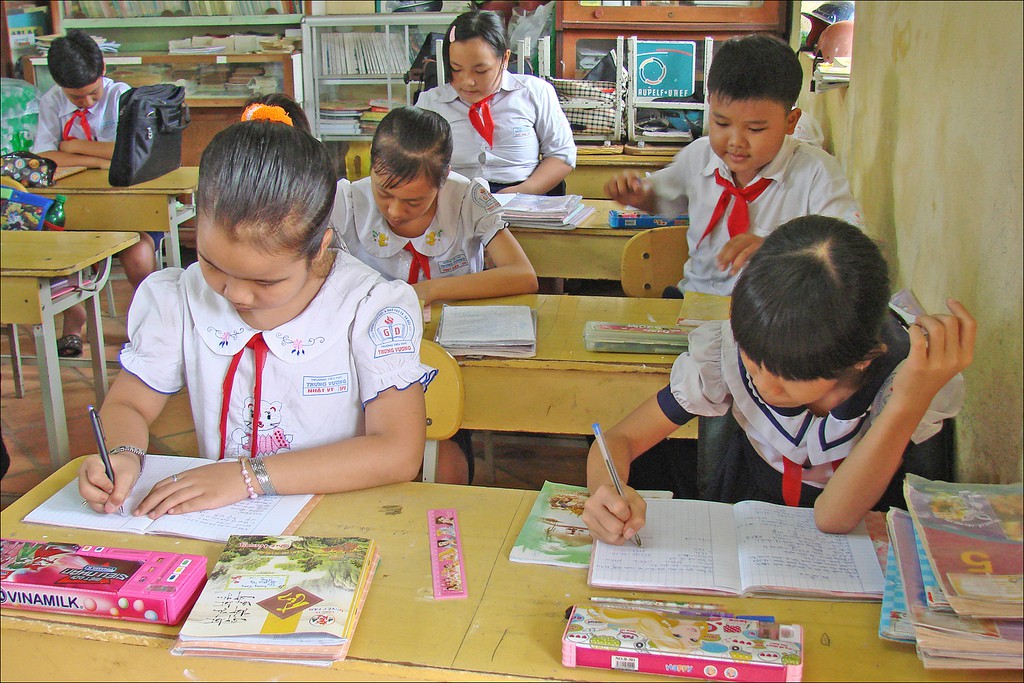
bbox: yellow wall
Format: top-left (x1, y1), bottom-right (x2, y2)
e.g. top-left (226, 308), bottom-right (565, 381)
top-left (799, 1), bottom-right (1023, 483)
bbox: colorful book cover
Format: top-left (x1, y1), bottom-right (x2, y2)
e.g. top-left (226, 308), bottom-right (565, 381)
top-left (878, 540), bottom-right (916, 643)
top-left (173, 535), bottom-right (379, 665)
top-left (510, 481), bottom-right (593, 568)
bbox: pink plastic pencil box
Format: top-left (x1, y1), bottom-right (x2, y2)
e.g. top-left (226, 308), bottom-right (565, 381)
top-left (1, 538), bottom-right (207, 625)
top-left (562, 605), bottom-right (804, 682)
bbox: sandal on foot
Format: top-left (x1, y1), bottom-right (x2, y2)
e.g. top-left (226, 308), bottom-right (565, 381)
top-left (56, 334), bottom-right (83, 358)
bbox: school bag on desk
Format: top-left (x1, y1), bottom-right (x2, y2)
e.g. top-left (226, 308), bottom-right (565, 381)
top-left (109, 84), bottom-right (190, 186)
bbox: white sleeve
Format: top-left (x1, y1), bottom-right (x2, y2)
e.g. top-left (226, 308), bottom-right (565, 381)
top-left (650, 148), bottom-right (694, 217)
top-left (351, 279), bottom-right (435, 405)
top-left (807, 149), bottom-right (865, 228)
top-left (31, 87), bottom-right (62, 154)
top-left (871, 362), bottom-right (966, 443)
top-left (667, 321), bottom-right (733, 417)
top-left (531, 79), bottom-right (577, 168)
top-left (466, 178), bottom-right (506, 247)
top-left (118, 269), bottom-right (189, 394)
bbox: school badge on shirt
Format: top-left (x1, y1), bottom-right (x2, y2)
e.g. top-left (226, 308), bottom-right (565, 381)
top-left (472, 183), bottom-right (501, 212)
top-left (369, 307), bottom-right (416, 358)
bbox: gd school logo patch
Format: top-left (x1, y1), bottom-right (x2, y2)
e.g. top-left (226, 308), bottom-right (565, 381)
top-left (472, 182), bottom-right (501, 212)
top-left (369, 307), bottom-right (416, 358)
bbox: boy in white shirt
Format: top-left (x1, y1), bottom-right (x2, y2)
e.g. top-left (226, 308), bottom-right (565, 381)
top-left (606, 34), bottom-right (863, 297)
top-left (33, 29), bottom-right (160, 357)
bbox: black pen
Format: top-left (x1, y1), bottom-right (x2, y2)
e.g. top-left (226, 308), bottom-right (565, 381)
top-left (87, 405), bottom-right (124, 516)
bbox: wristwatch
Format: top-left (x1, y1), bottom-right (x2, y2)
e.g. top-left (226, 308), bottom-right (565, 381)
top-left (109, 445), bottom-right (147, 473)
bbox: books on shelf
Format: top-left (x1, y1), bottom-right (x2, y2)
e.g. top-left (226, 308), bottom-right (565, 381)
top-left (434, 304), bottom-right (536, 358)
top-left (589, 498), bottom-right (885, 600)
top-left (172, 535), bottom-right (380, 666)
top-left (22, 455), bottom-right (319, 543)
top-left (496, 193), bottom-right (594, 230)
top-left (321, 31), bottom-right (411, 77)
top-left (62, 1), bottom-right (300, 18)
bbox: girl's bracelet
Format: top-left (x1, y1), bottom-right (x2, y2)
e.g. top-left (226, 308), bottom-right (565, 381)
top-left (239, 458), bottom-right (259, 500)
top-left (108, 445), bottom-right (146, 473)
top-left (249, 456), bottom-right (278, 496)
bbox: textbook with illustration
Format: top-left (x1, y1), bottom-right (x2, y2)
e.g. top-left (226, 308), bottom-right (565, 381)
top-left (589, 498), bottom-right (884, 600)
top-left (435, 304), bottom-right (537, 358)
top-left (173, 535), bottom-right (380, 666)
top-left (22, 455), bottom-right (318, 543)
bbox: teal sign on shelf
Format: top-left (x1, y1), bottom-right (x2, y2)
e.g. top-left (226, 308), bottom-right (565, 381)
top-left (634, 41), bottom-right (697, 100)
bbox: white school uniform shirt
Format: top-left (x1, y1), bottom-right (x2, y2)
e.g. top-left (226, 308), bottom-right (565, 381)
top-left (32, 77), bottom-right (130, 153)
top-left (120, 251), bottom-right (434, 461)
top-left (415, 72), bottom-right (577, 185)
top-left (332, 171), bottom-right (507, 281)
top-left (648, 135), bottom-right (864, 296)
top-left (664, 320), bottom-right (964, 489)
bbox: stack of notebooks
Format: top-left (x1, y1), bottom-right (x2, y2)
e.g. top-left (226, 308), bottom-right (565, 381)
top-left (318, 101), bottom-right (368, 136)
top-left (881, 474), bottom-right (1022, 670)
top-left (434, 304), bottom-right (536, 358)
top-left (497, 193), bottom-right (594, 230)
top-left (173, 535), bottom-right (380, 666)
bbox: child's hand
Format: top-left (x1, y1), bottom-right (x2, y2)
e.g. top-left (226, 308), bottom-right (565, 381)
top-left (78, 452), bottom-right (143, 514)
top-left (582, 483), bottom-right (647, 545)
top-left (892, 299), bottom-right (976, 404)
top-left (717, 233), bottom-right (764, 275)
top-left (605, 172), bottom-right (652, 209)
top-left (132, 460), bottom-right (250, 519)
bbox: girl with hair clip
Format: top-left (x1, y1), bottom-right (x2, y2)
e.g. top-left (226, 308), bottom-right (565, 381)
top-left (77, 108), bottom-right (433, 518)
top-left (241, 93), bottom-right (311, 133)
top-left (582, 216), bottom-right (976, 540)
top-left (332, 105), bottom-right (538, 485)
top-left (415, 9), bottom-right (576, 196)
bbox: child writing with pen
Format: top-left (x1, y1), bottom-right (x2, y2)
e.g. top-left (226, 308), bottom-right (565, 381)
top-left (582, 216), bottom-right (976, 541)
top-left (78, 104), bottom-right (433, 518)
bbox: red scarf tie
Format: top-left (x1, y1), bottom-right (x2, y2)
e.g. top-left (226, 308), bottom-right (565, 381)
top-left (781, 457), bottom-right (844, 507)
top-left (696, 169), bottom-right (773, 247)
top-left (468, 93), bottom-right (496, 147)
top-left (403, 242), bottom-right (431, 284)
top-left (219, 333), bottom-right (270, 460)
top-left (62, 108), bottom-right (95, 141)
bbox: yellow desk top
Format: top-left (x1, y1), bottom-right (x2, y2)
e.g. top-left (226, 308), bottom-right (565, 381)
top-left (31, 166), bottom-right (199, 196)
top-left (1, 460), bottom-right (1007, 682)
top-left (0, 230), bottom-right (139, 277)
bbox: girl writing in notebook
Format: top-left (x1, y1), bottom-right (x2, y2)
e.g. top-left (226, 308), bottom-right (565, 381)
top-left (582, 216), bottom-right (976, 539)
top-left (78, 105), bottom-right (433, 518)
top-left (332, 105), bottom-right (538, 484)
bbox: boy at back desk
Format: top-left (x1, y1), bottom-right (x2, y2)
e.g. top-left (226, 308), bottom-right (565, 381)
top-left (32, 29), bottom-right (161, 357)
top-left (606, 34), bottom-right (863, 297)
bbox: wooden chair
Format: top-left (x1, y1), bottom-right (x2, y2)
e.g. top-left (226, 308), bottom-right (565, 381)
top-left (418, 339), bottom-right (465, 483)
top-left (619, 225), bottom-right (689, 297)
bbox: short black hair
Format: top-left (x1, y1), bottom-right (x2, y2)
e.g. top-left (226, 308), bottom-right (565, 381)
top-left (731, 216), bottom-right (890, 381)
top-left (197, 121), bottom-right (335, 267)
top-left (707, 34), bottom-right (802, 109)
top-left (442, 9), bottom-right (507, 81)
top-left (242, 93), bottom-right (311, 134)
top-left (47, 29), bottom-right (104, 89)
top-left (371, 107), bottom-right (452, 190)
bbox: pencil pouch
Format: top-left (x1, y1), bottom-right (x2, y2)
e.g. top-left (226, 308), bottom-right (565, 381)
top-left (1, 151), bottom-right (57, 188)
top-left (608, 209), bottom-right (687, 229)
top-left (1, 188), bottom-right (53, 231)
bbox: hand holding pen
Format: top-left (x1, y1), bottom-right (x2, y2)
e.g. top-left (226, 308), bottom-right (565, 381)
top-left (83, 405), bottom-right (125, 516)
top-left (592, 423), bottom-right (643, 548)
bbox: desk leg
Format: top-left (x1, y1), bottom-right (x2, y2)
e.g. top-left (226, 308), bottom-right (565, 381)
top-left (34, 286), bottom-right (70, 468)
top-left (165, 196), bottom-right (183, 269)
top-left (85, 286), bottom-right (109, 405)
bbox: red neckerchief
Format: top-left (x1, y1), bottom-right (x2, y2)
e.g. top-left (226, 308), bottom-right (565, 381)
top-left (696, 169), bottom-right (773, 247)
top-left (219, 333), bottom-right (270, 460)
top-left (468, 93), bottom-right (496, 147)
top-left (62, 108), bottom-right (95, 141)
top-left (403, 241), bottom-right (431, 284)
top-left (782, 457), bottom-right (844, 507)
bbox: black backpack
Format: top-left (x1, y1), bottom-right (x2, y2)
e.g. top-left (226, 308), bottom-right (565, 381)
top-left (109, 84), bottom-right (190, 187)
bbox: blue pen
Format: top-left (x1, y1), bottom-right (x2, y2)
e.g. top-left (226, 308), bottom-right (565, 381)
top-left (87, 405), bottom-right (124, 516)
top-left (593, 422), bottom-right (642, 548)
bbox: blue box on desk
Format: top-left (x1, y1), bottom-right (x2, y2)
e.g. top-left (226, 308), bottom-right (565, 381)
top-left (608, 209), bottom-right (687, 229)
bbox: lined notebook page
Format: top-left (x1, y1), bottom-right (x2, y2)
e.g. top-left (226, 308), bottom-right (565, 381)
top-left (589, 499), bottom-right (742, 594)
top-left (734, 501), bottom-right (884, 597)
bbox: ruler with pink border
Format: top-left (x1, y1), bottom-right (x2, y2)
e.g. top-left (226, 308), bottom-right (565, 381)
top-left (427, 508), bottom-right (468, 599)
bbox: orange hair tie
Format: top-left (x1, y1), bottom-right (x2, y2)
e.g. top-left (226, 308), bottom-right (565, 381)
top-left (241, 103), bottom-right (294, 127)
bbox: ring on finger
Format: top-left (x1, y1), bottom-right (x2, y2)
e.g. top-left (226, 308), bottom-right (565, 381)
top-left (171, 473), bottom-right (178, 482)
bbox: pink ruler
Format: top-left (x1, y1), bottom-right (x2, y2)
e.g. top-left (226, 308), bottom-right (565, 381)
top-left (427, 508), bottom-right (468, 599)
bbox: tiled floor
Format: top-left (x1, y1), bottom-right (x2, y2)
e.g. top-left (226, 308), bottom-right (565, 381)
top-left (1, 267), bottom-right (592, 511)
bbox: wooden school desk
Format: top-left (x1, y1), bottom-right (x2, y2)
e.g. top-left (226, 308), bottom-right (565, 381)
top-left (31, 167), bottom-right (198, 268)
top-left (0, 231), bottom-right (139, 467)
top-left (426, 293), bottom-right (730, 440)
top-left (1, 459), bottom-right (1007, 683)
top-left (566, 153), bottom-right (668, 200)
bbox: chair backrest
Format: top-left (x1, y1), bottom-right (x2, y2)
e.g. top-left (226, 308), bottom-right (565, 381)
top-left (620, 225), bottom-right (689, 297)
top-left (419, 339), bottom-right (465, 482)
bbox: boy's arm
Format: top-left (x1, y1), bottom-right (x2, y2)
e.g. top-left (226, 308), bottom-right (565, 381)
top-left (412, 228), bottom-right (538, 306)
top-left (59, 138), bottom-right (116, 160)
top-left (38, 148), bottom-right (113, 169)
top-left (605, 171), bottom-right (658, 213)
top-left (814, 300), bottom-right (976, 534)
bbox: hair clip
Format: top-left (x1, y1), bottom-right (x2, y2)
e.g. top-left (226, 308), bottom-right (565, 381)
top-left (448, 25), bottom-right (457, 42)
top-left (241, 103), bottom-right (294, 127)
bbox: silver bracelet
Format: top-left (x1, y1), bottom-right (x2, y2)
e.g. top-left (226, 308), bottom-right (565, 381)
top-left (249, 456), bottom-right (278, 496)
top-left (109, 445), bottom-right (147, 473)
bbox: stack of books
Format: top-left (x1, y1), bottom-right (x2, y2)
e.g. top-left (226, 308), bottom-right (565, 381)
top-left (318, 101), bottom-right (368, 136)
top-left (320, 31), bottom-right (410, 76)
top-left (812, 57), bottom-right (851, 92)
top-left (881, 475), bottom-right (1022, 670)
top-left (434, 304), bottom-right (536, 358)
top-left (173, 535), bottom-right (381, 666)
top-left (497, 193), bottom-right (594, 230)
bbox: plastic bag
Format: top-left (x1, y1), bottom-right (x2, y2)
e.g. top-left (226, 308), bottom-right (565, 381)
top-left (507, 1), bottom-right (554, 54)
top-left (0, 78), bottom-right (40, 156)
